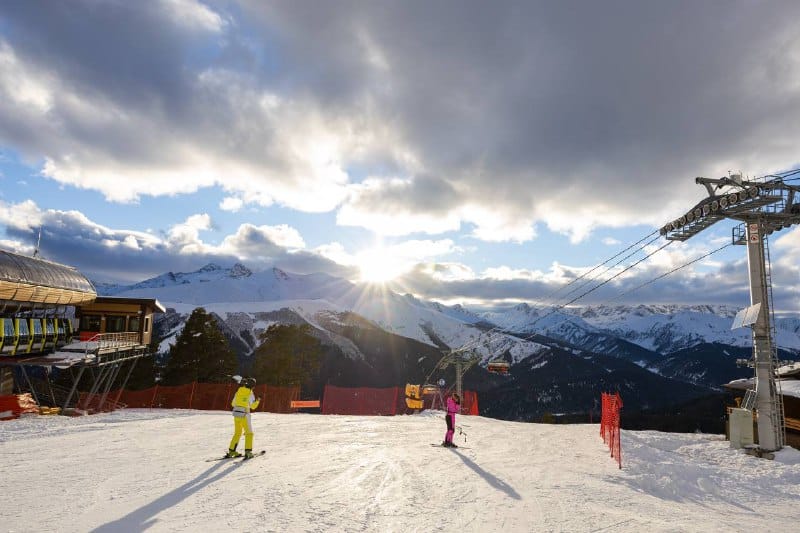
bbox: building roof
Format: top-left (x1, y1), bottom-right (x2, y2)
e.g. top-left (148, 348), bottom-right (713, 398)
top-left (725, 377), bottom-right (800, 400)
top-left (0, 250), bottom-right (96, 306)
top-left (87, 296), bottom-right (166, 314)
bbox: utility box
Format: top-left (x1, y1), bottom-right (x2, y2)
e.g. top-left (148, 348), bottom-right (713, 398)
top-left (729, 408), bottom-right (755, 448)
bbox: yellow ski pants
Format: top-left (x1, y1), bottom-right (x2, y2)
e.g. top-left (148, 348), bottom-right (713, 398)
top-left (229, 414), bottom-right (254, 451)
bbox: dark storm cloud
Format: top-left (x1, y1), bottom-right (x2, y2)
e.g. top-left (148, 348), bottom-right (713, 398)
top-left (242, 0), bottom-right (800, 231)
top-left (0, 1), bottom-right (200, 110)
top-left (390, 246), bottom-right (786, 310)
top-left (1, 1), bottom-right (799, 308)
top-left (347, 174), bottom-right (462, 215)
top-left (3, 0), bottom-right (800, 233)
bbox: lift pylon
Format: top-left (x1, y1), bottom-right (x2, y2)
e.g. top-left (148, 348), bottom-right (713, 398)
top-left (661, 172), bottom-right (800, 452)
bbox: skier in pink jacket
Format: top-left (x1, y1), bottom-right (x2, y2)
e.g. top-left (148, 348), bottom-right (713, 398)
top-left (443, 392), bottom-right (461, 447)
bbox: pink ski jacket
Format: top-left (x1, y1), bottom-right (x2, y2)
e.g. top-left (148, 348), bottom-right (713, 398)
top-left (446, 397), bottom-right (460, 415)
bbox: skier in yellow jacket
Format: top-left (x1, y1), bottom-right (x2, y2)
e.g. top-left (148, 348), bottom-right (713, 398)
top-left (226, 377), bottom-right (261, 459)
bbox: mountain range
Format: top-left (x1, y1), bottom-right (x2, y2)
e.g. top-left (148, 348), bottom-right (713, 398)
top-left (97, 263), bottom-right (800, 423)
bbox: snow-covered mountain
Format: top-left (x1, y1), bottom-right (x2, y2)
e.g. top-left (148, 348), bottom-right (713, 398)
top-left (107, 263), bottom-right (546, 366)
top-left (99, 263), bottom-right (800, 420)
top-left (481, 303), bottom-right (800, 357)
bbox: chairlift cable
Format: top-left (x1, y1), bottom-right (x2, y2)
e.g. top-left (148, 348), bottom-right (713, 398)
top-left (536, 229), bottom-right (660, 307)
top-left (600, 242), bottom-right (733, 304)
top-left (450, 237), bottom-right (674, 358)
top-left (540, 233), bottom-right (663, 309)
top-left (524, 239), bottom-right (675, 330)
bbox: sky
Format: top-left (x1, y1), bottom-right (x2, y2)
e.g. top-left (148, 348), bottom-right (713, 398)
top-left (2, 408), bottom-right (800, 532)
top-left (1, 1), bottom-right (800, 311)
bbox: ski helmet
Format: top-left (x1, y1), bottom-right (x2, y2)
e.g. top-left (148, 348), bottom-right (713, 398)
top-left (243, 377), bottom-right (256, 389)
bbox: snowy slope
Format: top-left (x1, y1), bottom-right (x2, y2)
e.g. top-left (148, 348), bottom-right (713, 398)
top-left (1, 410), bottom-right (799, 532)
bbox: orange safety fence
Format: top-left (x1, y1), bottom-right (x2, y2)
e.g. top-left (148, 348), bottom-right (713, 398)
top-left (111, 382), bottom-right (300, 413)
top-left (323, 385), bottom-right (479, 416)
top-left (76, 392), bottom-right (125, 413)
top-left (3, 383), bottom-right (476, 419)
top-left (323, 385), bottom-right (400, 415)
top-left (462, 391), bottom-right (479, 415)
top-left (600, 392), bottom-right (623, 469)
top-left (0, 394), bottom-right (21, 420)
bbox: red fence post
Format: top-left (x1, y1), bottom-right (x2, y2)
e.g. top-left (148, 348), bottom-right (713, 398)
top-left (321, 384), bottom-right (329, 414)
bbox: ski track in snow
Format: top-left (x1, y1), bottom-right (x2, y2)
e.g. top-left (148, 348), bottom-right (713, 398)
top-left (1, 409), bottom-right (799, 532)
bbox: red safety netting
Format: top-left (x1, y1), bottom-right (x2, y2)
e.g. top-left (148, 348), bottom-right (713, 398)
top-left (0, 394), bottom-right (21, 420)
top-left (324, 385), bottom-right (479, 416)
top-left (114, 388), bottom-right (159, 408)
top-left (188, 382), bottom-right (236, 411)
top-left (113, 383), bottom-right (300, 413)
top-left (76, 392), bottom-right (125, 413)
top-left (600, 392), bottom-right (623, 469)
top-left (462, 391), bottom-right (479, 415)
top-left (322, 385), bottom-right (400, 415)
top-left (252, 385), bottom-right (300, 414)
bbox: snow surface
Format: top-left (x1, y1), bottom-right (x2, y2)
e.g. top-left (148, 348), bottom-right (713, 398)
top-left (2, 410), bottom-right (799, 532)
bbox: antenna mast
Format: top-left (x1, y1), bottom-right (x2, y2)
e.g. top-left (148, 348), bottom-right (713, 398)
top-left (33, 226), bottom-right (42, 258)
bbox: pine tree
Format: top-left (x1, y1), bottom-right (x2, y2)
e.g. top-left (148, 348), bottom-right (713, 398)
top-left (162, 308), bottom-right (237, 385)
top-left (252, 324), bottom-right (322, 387)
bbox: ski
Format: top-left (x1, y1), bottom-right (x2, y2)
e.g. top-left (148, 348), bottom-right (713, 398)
top-left (206, 450), bottom-right (265, 462)
top-left (240, 450), bottom-right (266, 461)
top-left (430, 443), bottom-right (469, 449)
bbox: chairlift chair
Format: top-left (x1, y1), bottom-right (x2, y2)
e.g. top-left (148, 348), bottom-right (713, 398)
top-left (487, 359), bottom-right (511, 375)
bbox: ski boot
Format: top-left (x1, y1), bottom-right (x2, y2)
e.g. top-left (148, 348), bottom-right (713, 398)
top-left (243, 449), bottom-right (255, 460)
top-left (225, 448), bottom-right (242, 458)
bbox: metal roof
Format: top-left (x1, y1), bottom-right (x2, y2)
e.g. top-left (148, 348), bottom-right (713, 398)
top-left (0, 249), bottom-right (96, 306)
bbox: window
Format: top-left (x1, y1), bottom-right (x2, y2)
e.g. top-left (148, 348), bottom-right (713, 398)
top-left (105, 316), bottom-right (127, 333)
top-left (144, 317), bottom-right (150, 333)
top-left (80, 315), bottom-right (101, 332)
top-left (128, 316), bottom-right (141, 332)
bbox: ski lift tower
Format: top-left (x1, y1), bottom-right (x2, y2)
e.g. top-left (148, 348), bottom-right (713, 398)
top-left (659, 172), bottom-right (800, 453)
top-left (424, 349), bottom-right (481, 401)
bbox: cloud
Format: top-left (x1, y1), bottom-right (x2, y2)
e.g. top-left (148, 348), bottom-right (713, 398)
top-left (1, 197), bottom-right (797, 311)
top-left (219, 196), bottom-right (243, 212)
top-left (0, 200), bottom-right (314, 281)
top-left (1, 1), bottom-right (799, 242)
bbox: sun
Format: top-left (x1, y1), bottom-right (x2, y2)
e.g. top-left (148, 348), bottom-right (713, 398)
top-left (356, 247), bottom-right (404, 283)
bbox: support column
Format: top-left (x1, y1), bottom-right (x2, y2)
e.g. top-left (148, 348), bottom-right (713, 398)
top-left (455, 360), bottom-right (463, 401)
top-left (745, 220), bottom-right (783, 451)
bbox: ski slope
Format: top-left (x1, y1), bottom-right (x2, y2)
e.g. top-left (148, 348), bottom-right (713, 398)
top-left (1, 410), bottom-right (799, 532)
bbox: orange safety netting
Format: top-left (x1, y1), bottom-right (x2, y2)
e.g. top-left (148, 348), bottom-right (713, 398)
top-left (600, 391), bottom-right (623, 469)
top-left (462, 391), bottom-right (479, 415)
top-left (323, 385), bottom-right (479, 416)
top-left (322, 385), bottom-right (400, 415)
top-left (76, 392), bottom-right (125, 413)
top-left (0, 394), bottom-right (21, 420)
top-left (3, 383), bottom-right (477, 419)
top-left (112, 382), bottom-right (300, 413)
